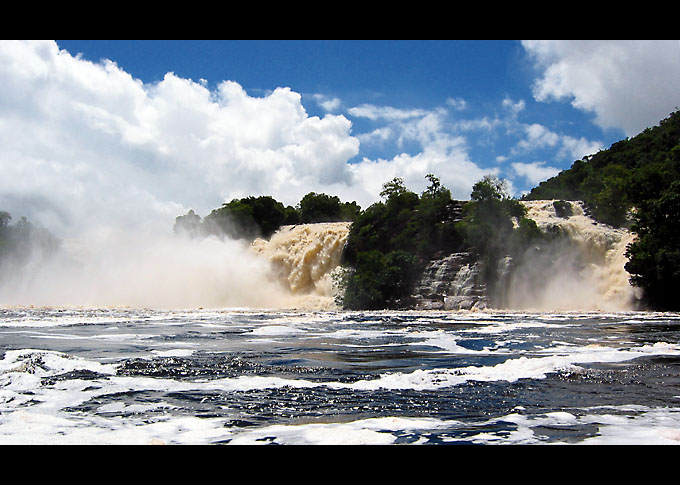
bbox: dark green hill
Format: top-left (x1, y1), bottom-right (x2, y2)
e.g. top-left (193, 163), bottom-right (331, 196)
top-left (524, 110), bottom-right (680, 227)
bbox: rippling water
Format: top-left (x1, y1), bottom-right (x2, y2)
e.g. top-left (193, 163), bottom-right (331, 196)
top-left (2, 307), bottom-right (680, 445)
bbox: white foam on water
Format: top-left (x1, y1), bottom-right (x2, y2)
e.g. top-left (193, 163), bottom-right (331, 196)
top-left (341, 340), bottom-right (680, 391)
top-left (0, 348), bottom-right (117, 376)
top-left (410, 329), bottom-right (497, 354)
top-left (2, 310), bottom-right (680, 444)
top-left (227, 416), bottom-right (452, 445)
top-left (151, 348), bottom-right (196, 358)
top-left (448, 405), bottom-right (680, 445)
top-left (0, 409), bottom-right (233, 445)
top-left (249, 324), bottom-right (308, 337)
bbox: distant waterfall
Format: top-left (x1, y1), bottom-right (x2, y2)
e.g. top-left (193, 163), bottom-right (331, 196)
top-left (507, 200), bottom-right (637, 311)
top-left (412, 200), bottom-right (638, 312)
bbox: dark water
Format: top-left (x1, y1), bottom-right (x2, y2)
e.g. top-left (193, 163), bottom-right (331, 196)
top-left (2, 307), bottom-right (680, 444)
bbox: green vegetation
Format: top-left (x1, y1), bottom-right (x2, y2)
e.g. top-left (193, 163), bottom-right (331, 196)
top-left (340, 175), bottom-right (457, 309)
top-left (297, 192), bottom-right (361, 224)
top-left (202, 196), bottom-right (292, 240)
top-left (4, 112), bottom-right (677, 311)
top-left (524, 110), bottom-right (680, 310)
top-left (0, 211), bottom-right (59, 271)
top-left (339, 174), bottom-right (542, 310)
top-left (174, 192), bottom-right (360, 240)
top-left (153, 112), bottom-right (680, 311)
top-left (525, 111), bottom-right (680, 227)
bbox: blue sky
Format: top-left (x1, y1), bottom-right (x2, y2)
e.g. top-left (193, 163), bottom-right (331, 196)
top-left (55, 40), bottom-right (605, 168)
top-left (1, 40), bottom-right (679, 235)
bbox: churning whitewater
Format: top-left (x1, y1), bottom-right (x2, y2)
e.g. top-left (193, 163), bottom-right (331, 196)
top-left (1, 308), bottom-right (680, 444)
top-left (1, 202), bottom-right (679, 445)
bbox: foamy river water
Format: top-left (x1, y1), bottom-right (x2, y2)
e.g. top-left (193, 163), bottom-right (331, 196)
top-left (2, 307), bottom-right (680, 445)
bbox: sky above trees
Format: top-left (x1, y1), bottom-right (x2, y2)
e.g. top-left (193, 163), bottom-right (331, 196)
top-left (1, 40), bottom-right (678, 237)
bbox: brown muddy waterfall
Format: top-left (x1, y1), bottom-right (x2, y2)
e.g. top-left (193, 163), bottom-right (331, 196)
top-left (508, 200), bottom-right (636, 311)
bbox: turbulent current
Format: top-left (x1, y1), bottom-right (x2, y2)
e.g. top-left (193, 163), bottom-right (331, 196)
top-left (2, 307), bottom-right (680, 445)
top-left (1, 203), bottom-right (679, 444)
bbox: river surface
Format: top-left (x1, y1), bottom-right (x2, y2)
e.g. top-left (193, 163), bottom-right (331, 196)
top-left (2, 307), bottom-right (680, 445)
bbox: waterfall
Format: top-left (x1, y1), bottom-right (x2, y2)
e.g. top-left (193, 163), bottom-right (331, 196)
top-left (250, 222), bottom-right (351, 309)
top-left (412, 200), bottom-right (638, 312)
top-left (507, 200), bottom-right (637, 311)
top-left (1, 203), bottom-right (635, 312)
top-left (0, 222), bottom-right (351, 310)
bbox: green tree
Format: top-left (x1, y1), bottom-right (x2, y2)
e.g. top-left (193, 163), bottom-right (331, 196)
top-left (204, 195), bottom-right (287, 240)
top-left (625, 181), bottom-right (680, 310)
top-left (379, 177), bottom-right (409, 199)
top-left (0, 211), bottom-right (11, 254)
top-left (0, 211), bottom-right (10, 228)
top-left (459, 175), bottom-right (526, 258)
top-left (340, 249), bottom-right (417, 310)
top-left (590, 164), bottom-right (632, 226)
top-left (297, 192), bottom-right (343, 223)
top-left (340, 174), bottom-right (465, 310)
top-left (173, 209), bottom-right (202, 236)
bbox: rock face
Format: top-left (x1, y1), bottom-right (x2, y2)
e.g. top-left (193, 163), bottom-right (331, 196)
top-left (413, 252), bottom-right (489, 310)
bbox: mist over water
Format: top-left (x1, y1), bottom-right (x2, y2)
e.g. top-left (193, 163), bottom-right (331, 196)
top-left (0, 200), bottom-right (638, 313)
top-left (2, 201), bottom-right (673, 446)
top-left (0, 221), bottom-right (352, 310)
top-left (0, 228), bottom-right (290, 309)
top-left (504, 201), bottom-right (637, 312)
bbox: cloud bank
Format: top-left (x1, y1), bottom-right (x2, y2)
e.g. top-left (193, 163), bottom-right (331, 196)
top-left (0, 40), bottom-right (366, 237)
top-left (523, 40), bottom-right (680, 137)
top-left (1, 40), bottom-right (678, 241)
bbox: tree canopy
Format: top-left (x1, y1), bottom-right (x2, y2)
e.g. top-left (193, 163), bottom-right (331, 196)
top-left (174, 192), bottom-right (360, 241)
top-left (339, 174), bottom-right (542, 310)
top-left (169, 111), bottom-right (680, 311)
top-left (0, 211), bottom-right (59, 274)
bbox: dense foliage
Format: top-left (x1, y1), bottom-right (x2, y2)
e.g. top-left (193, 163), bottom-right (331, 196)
top-left (339, 174), bottom-right (543, 310)
top-left (525, 111), bottom-right (680, 227)
top-left (524, 110), bottom-right (680, 310)
top-left (340, 175), bottom-right (461, 309)
top-left (174, 192), bottom-right (360, 240)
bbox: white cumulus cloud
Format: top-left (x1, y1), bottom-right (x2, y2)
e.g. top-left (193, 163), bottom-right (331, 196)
top-left (511, 161), bottom-right (561, 186)
top-left (0, 40), bottom-right (364, 237)
top-left (522, 39), bottom-right (680, 137)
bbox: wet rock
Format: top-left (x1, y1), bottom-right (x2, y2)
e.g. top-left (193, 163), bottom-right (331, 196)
top-left (413, 252), bottom-right (489, 310)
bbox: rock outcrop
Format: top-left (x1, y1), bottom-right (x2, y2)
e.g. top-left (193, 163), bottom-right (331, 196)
top-left (413, 252), bottom-right (489, 310)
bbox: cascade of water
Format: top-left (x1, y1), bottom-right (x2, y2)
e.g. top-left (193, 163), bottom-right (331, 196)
top-left (508, 200), bottom-right (637, 311)
top-left (414, 252), bottom-right (488, 310)
top-left (250, 222), bottom-right (351, 309)
top-left (412, 200), bottom-right (637, 312)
